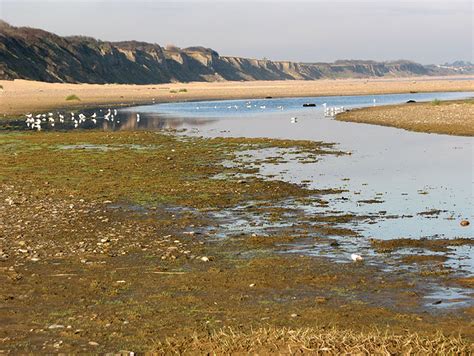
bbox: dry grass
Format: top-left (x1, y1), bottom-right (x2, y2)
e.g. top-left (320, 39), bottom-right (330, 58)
top-left (155, 327), bottom-right (472, 354)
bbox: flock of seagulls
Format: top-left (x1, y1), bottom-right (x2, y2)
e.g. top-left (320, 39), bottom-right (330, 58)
top-left (196, 102), bottom-right (286, 111)
top-left (190, 101), bottom-right (351, 124)
top-left (24, 100), bottom-right (356, 131)
top-left (323, 103), bottom-right (347, 117)
top-left (24, 109), bottom-right (142, 131)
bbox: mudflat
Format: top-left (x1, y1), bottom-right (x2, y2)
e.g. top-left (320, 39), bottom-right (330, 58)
top-left (0, 130), bottom-right (473, 353)
top-left (337, 99), bottom-right (474, 136)
top-left (1, 76), bottom-right (473, 116)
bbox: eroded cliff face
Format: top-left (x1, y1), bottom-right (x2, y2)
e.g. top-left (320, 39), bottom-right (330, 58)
top-left (0, 21), bottom-right (467, 84)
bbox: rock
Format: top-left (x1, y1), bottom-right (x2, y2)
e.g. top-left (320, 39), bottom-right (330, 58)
top-left (406, 100), bottom-right (417, 103)
top-left (460, 220), bottom-right (470, 227)
top-left (303, 103), bottom-right (316, 107)
top-left (48, 324), bottom-right (65, 329)
top-left (53, 341), bottom-right (63, 348)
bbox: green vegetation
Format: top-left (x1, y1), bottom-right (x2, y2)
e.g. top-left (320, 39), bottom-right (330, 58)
top-left (65, 94), bottom-right (81, 101)
top-left (170, 88), bottom-right (188, 94)
top-left (431, 98), bottom-right (441, 105)
top-left (0, 131), bottom-right (340, 208)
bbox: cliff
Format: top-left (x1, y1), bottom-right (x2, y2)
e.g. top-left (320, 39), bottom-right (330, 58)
top-left (0, 21), bottom-right (469, 84)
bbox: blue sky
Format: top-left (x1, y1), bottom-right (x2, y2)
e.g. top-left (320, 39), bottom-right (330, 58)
top-left (1, 0), bottom-right (472, 64)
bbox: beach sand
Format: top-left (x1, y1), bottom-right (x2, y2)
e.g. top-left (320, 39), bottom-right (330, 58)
top-left (337, 99), bottom-right (474, 136)
top-left (1, 76), bottom-right (473, 117)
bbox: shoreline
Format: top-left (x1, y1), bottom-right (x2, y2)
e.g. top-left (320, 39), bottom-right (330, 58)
top-left (1, 76), bottom-right (473, 117)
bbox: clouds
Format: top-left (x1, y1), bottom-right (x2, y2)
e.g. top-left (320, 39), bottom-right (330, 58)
top-left (1, 0), bottom-right (471, 64)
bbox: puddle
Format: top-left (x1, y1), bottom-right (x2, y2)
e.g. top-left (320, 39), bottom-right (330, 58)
top-left (423, 286), bottom-right (473, 309)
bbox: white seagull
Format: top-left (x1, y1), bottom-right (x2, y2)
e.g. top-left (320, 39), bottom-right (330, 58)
top-left (351, 253), bottom-right (363, 262)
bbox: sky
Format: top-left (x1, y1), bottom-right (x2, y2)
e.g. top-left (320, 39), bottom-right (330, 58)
top-left (0, 0), bottom-right (472, 64)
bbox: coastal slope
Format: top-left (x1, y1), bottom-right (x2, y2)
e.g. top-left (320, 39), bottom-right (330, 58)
top-left (1, 21), bottom-right (472, 84)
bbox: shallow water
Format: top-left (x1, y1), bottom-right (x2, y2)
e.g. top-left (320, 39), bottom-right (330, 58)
top-left (122, 91), bottom-right (474, 309)
top-left (121, 91), bottom-right (473, 239)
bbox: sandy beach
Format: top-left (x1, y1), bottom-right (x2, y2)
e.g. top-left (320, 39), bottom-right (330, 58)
top-left (337, 99), bottom-right (474, 136)
top-left (1, 76), bottom-right (473, 117)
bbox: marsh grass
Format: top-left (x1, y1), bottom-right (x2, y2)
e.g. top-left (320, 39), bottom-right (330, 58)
top-left (431, 98), bottom-right (441, 105)
top-left (155, 327), bottom-right (472, 354)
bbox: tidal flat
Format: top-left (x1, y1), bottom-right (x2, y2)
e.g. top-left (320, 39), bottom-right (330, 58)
top-left (337, 98), bottom-right (474, 136)
top-left (0, 129), bottom-right (472, 353)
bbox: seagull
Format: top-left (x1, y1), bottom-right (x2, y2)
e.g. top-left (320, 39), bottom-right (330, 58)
top-left (290, 117), bottom-right (298, 123)
top-left (351, 253), bottom-right (363, 262)
top-left (136, 113), bottom-right (140, 123)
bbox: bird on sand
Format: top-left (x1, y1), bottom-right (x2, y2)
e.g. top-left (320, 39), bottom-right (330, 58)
top-left (351, 253), bottom-right (363, 262)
